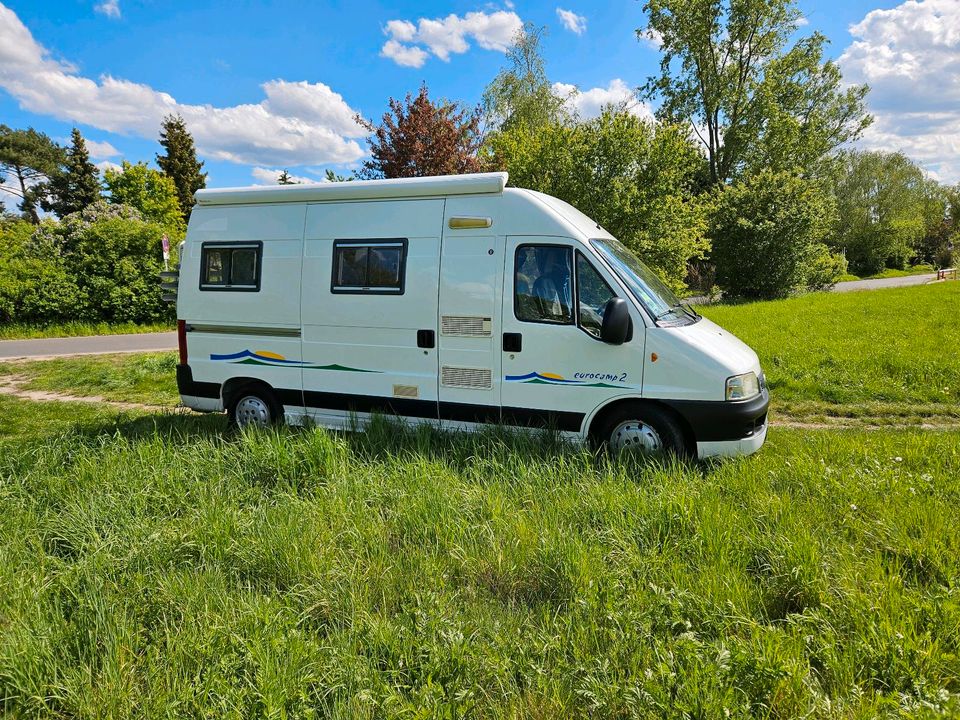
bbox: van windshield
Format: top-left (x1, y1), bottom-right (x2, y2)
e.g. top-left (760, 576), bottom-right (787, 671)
top-left (591, 238), bottom-right (697, 325)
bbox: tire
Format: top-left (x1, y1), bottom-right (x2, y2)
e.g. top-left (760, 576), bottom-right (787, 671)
top-left (595, 403), bottom-right (689, 459)
top-left (228, 385), bottom-right (283, 428)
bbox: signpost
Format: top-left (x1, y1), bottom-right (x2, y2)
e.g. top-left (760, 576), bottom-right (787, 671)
top-left (161, 234), bottom-right (170, 271)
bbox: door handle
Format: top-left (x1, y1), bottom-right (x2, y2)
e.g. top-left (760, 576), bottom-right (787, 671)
top-left (417, 329), bottom-right (435, 348)
top-left (503, 332), bottom-right (522, 352)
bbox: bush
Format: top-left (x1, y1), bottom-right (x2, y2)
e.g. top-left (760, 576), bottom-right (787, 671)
top-left (0, 217), bottom-right (81, 323)
top-left (11, 202), bottom-right (173, 324)
top-left (709, 170), bottom-right (838, 299)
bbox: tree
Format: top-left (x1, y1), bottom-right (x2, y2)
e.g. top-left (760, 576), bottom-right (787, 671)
top-left (482, 24), bottom-right (569, 132)
top-left (709, 169), bottom-right (842, 298)
top-left (324, 169), bottom-right (353, 182)
top-left (277, 170), bottom-right (298, 185)
top-left (156, 114), bottom-right (206, 223)
top-left (491, 110), bottom-right (710, 291)
top-left (829, 151), bottom-right (937, 275)
top-left (358, 85), bottom-right (484, 179)
top-left (641, 0), bottom-right (871, 183)
top-left (42, 128), bottom-right (101, 217)
top-left (0, 125), bottom-right (65, 223)
top-left (103, 161), bottom-right (185, 237)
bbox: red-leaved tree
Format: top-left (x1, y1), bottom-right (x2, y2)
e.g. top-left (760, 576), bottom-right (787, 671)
top-left (358, 85), bottom-right (484, 179)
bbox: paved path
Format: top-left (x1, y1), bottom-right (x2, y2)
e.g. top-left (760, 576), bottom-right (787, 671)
top-left (0, 332), bottom-right (177, 360)
top-left (831, 273), bottom-right (936, 293)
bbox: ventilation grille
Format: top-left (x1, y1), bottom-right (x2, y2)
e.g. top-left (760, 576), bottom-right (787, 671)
top-left (441, 315), bottom-right (492, 337)
top-left (441, 366), bottom-right (493, 390)
top-left (393, 384), bottom-right (419, 399)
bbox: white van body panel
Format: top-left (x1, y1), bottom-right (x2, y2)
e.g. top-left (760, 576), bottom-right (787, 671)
top-left (177, 173), bottom-right (768, 458)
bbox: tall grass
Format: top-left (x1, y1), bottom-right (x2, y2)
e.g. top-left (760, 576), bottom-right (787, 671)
top-left (1, 414), bottom-right (957, 718)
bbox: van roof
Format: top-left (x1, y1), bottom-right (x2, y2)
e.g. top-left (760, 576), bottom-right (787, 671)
top-left (194, 172), bottom-right (508, 206)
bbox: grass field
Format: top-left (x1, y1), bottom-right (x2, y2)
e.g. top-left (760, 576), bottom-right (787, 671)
top-left (0, 351), bottom-right (179, 407)
top-left (0, 320), bottom-right (173, 340)
top-left (1, 412), bottom-right (958, 718)
top-left (0, 283), bottom-right (958, 718)
top-left (700, 282), bottom-right (960, 423)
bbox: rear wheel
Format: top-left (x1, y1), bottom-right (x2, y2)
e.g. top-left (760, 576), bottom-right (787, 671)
top-left (229, 386), bottom-right (283, 428)
top-left (596, 404), bottom-right (688, 459)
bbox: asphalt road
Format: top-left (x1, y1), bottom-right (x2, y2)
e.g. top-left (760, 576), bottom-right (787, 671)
top-left (831, 273), bottom-right (937, 293)
top-left (0, 331), bottom-right (177, 360)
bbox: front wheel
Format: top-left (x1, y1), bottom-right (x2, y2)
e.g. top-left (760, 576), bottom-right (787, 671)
top-left (596, 404), bottom-right (689, 459)
top-left (229, 386), bottom-right (283, 428)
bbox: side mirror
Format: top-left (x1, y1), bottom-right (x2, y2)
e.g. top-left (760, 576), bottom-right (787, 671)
top-left (600, 297), bottom-right (632, 345)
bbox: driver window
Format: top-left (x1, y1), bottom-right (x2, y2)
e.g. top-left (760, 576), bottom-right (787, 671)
top-left (577, 253), bottom-right (616, 337)
top-left (515, 245), bottom-right (573, 324)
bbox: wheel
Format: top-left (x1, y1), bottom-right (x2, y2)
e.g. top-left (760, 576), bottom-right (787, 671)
top-left (228, 385), bottom-right (283, 428)
top-left (596, 404), bottom-right (688, 459)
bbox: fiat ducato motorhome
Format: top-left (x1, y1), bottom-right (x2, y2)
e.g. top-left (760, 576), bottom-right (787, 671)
top-left (174, 172), bottom-right (768, 458)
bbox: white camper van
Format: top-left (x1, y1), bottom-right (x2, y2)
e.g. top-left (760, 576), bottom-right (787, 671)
top-left (174, 172), bottom-right (768, 458)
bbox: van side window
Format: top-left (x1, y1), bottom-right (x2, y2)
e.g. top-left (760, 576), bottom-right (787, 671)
top-left (515, 245), bottom-right (573, 324)
top-left (332, 239), bottom-right (407, 294)
top-left (576, 252), bottom-right (617, 338)
top-left (200, 242), bottom-right (262, 291)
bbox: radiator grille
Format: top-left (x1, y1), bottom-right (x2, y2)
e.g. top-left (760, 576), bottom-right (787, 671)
top-left (441, 366), bottom-right (493, 390)
top-left (393, 384), bottom-right (419, 399)
top-left (441, 315), bottom-right (492, 337)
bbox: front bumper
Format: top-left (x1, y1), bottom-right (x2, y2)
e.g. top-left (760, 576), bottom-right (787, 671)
top-left (696, 418), bottom-right (768, 458)
top-left (663, 387), bottom-right (770, 443)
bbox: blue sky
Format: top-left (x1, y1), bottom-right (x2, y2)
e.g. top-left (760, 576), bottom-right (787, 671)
top-left (1, 0), bottom-right (958, 204)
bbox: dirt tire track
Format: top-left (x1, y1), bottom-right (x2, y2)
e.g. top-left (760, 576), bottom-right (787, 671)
top-left (0, 374), bottom-right (180, 413)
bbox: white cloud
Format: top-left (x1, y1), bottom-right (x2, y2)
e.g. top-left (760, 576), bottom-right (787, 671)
top-left (251, 167), bottom-right (320, 185)
top-left (639, 27), bottom-right (663, 50)
top-left (552, 79), bottom-right (654, 122)
top-left (381, 9), bottom-right (522, 66)
top-left (95, 159), bottom-right (122, 174)
top-left (796, 16), bottom-right (809, 27)
top-left (839, 0), bottom-right (960, 183)
top-left (86, 139), bottom-right (120, 159)
top-left (556, 8), bottom-right (587, 35)
top-left (0, 2), bottom-right (366, 167)
top-left (95, 0), bottom-right (120, 19)
top-left (380, 40), bottom-right (429, 68)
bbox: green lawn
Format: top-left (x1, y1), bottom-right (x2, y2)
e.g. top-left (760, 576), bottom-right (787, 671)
top-left (701, 282), bottom-right (960, 421)
top-left (0, 415), bottom-right (957, 718)
top-left (0, 320), bottom-right (173, 340)
top-left (0, 352), bottom-right (180, 407)
top-left (0, 282), bottom-right (958, 717)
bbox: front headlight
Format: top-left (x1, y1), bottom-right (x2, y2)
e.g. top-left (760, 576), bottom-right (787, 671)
top-left (726, 372), bottom-right (760, 401)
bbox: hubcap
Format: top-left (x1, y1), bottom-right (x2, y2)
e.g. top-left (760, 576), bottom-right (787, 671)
top-left (235, 395), bottom-right (271, 427)
top-left (609, 420), bottom-right (662, 455)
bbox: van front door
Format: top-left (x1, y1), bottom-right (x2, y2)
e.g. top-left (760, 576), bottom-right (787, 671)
top-left (500, 237), bottom-right (644, 436)
top-left (437, 198), bottom-right (504, 427)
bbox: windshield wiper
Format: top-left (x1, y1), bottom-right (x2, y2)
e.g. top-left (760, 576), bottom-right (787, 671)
top-left (657, 302), bottom-right (700, 322)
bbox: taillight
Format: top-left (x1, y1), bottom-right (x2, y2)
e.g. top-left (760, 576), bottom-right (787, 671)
top-left (177, 319), bottom-right (187, 365)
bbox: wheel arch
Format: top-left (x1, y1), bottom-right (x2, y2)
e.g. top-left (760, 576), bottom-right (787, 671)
top-left (585, 397), bottom-right (697, 455)
top-left (221, 376), bottom-right (277, 411)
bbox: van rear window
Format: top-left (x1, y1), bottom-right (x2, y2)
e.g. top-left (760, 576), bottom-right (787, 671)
top-left (332, 239), bottom-right (407, 294)
top-left (200, 242), bottom-right (262, 291)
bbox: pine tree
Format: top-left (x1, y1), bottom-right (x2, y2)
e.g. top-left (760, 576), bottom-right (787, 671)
top-left (0, 125), bottom-right (65, 223)
top-left (156, 115), bottom-right (206, 223)
top-left (43, 128), bottom-right (101, 217)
